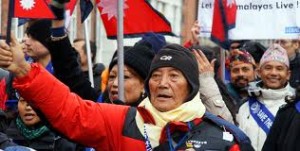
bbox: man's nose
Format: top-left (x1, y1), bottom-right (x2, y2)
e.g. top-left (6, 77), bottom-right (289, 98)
top-left (269, 68), bottom-right (278, 75)
top-left (158, 75), bottom-right (169, 88)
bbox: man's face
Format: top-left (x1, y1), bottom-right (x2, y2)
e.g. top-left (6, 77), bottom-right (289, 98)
top-left (73, 40), bottom-right (87, 67)
top-left (149, 67), bottom-right (190, 112)
top-left (23, 35), bottom-right (49, 59)
top-left (277, 39), bottom-right (299, 58)
top-left (258, 61), bottom-right (290, 89)
top-left (230, 63), bottom-right (256, 88)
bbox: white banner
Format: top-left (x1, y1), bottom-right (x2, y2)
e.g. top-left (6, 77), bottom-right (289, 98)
top-left (198, 0), bottom-right (300, 39)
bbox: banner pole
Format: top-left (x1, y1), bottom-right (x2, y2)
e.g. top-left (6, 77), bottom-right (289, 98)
top-left (220, 47), bottom-right (226, 83)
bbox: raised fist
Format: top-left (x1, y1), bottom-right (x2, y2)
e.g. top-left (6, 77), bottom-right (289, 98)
top-left (50, 0), bottom-right (69, 20)
top-left (53, 0), bottom-right (70, 4)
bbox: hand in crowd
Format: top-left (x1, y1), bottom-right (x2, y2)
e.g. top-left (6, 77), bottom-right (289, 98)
top-left (190, 20), bottom-right (200, 45)
top-left (192, 49), bottom-right (216, 74)
top-left (0, 35), bottom-right (28, 76)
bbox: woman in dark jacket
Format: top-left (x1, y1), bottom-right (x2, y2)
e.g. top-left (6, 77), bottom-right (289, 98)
top-left (4, 97), bottom-right (80, 151)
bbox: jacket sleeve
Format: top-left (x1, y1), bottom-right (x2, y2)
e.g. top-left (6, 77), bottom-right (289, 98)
top-left (13, 64), bottom-right (129, 149)
top-left (0, 132), bottom-right (17, 149)
top-left (199, 72), bottom-right (234, 123)
top-left (48, 37), bottom-right (99, 101)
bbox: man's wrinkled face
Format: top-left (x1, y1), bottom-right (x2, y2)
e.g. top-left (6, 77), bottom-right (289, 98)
top-left (149, 67), bottom-right (190, 112)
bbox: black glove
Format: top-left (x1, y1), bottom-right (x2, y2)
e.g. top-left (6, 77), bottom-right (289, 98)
top-left (50, 0), bottom-right (69, 20)
top-left (55, 0), bottom-right (70, 3)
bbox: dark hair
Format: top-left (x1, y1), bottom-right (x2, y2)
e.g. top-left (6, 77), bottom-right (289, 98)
top-left (240, 41), bottom-right (266, 64)
top-left (229, 40), bottom-right (250, 49)
top-left (73, 39), bottom-right (97, 63)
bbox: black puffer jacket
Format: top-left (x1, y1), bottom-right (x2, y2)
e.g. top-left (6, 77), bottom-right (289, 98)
top-left (0, 132), bottom-right (17, 149)
top-left (290, 53), bottom-right (300, 88)
top-left (262, 100), bottom-right (300, 151)
top-left (263, 87), bottom-right (300, 151)
top-left (48, 37), bottom-right (100, 101)
top-left (5, 120), bottom-right (80, 151)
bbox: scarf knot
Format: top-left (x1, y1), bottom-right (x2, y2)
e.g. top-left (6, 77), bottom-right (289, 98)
top-left (159, 118), bottom-right (202, 144)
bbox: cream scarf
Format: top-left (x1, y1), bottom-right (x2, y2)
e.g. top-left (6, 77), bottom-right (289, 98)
top-left (136, 93), bottom-right (206, 148)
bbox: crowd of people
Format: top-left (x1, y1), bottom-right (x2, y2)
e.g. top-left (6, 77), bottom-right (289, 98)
top-left (0, 0), bottom-right (299, 151)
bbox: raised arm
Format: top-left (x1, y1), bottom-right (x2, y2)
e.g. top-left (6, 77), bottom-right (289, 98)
top-left (49, 2), bottom-right (100, 101)
top-left (0, 37), bottom-right (129, 149)
top-left (192, 49), bottom-right (234, 123)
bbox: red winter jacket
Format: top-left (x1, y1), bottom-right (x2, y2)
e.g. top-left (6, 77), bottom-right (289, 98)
top-left (14, 64), bottom-right (146, 151)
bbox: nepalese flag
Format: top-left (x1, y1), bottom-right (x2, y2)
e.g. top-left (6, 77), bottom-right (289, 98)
top-left (0, 78), bottom-right (7, 110)
top-left (80, 0), bottom-right (94, 23)
top-left (16, 0), bottom-right (77, 26)
top-left (95, 0), bottom-right (173, 39)
top-left (14, 0), bottom-right (55, 19)
top-left (211, 0), bottom-right (237, 49)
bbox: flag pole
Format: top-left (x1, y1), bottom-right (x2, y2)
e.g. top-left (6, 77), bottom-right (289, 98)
top-left (83, 20), bottom-right (95, 88)
top-left (220, 47), bottom-right (226, 83)
top-left (6, 0), bottom-right (14, 44)
top-left (117, 0), bottom-right (125, 102)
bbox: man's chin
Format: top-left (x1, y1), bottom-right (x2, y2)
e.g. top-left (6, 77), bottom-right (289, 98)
top-left (264, 83), bottom-right (283, 89)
